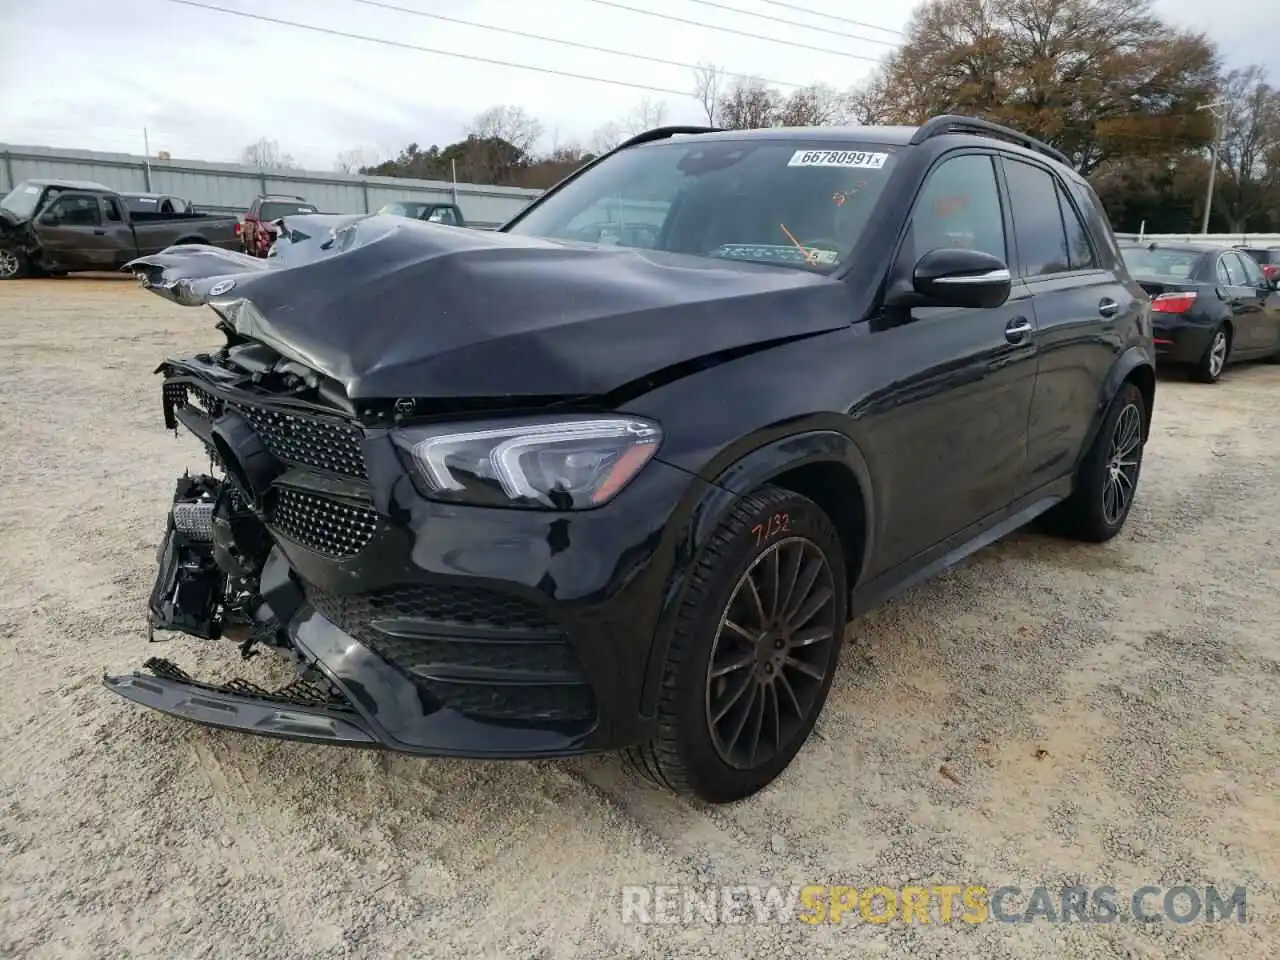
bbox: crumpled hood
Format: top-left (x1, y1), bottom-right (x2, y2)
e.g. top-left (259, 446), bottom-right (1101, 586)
top-left (125, 213), bottom-right (852, 399)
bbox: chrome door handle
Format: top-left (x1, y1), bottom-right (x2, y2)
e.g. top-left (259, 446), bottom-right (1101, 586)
top-left (1005, 317), bottom-right (1033, 343)
top-left (1098, 298), bottom-right (1119, 318)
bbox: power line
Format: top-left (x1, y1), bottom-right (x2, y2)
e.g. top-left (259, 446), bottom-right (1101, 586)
top-left (338, 0), bottom-right (808, 89)
top-left (747, 0), bottom-right (904, 36)
top-left (579, 0), bottom-right (890, 63)
top-left (679, 0), bottom-right (899, 47)
top-left (157, 0), bottom-right (696, 98)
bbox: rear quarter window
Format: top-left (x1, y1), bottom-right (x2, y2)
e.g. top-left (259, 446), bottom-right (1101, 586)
top-left (1067, 178), bottom-right (1121, 270)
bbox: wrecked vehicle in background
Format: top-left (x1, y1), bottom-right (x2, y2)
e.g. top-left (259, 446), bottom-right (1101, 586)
top-left (0, 179), bottom-right (239, 279)
top-left (104, 121), bottom-right (1153, 804)
top-left (237, 193), bottom-right (319, 257)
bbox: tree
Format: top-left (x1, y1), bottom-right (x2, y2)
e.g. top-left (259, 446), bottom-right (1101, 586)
top-left (333, 146), bottom-right (384, 174)
top-left (468, 105), bottom-right (543, 156)
top-left (848, 0), bottom-right (1220, 174)
top-left (240, 137), bottom-right (295, 171)
top-left (692, 63), bottom-right (725, 125)
top-left (717, 77), bottom-right (782, 130)
top-left (1210, 67), bottom-right (1280, 232)
top-left (776, 84), bottom-right (845, 127)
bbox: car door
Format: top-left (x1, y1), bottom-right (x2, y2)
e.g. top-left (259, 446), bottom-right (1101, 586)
top-left (99, 195), bottom-right (136, 267)
top-left (34, 193), bottom-right (116, 270)
top-left (863, 151), bottom-right (1040, 575)
top-left (1000, 156), bottom-right (1137, 491)
top-left (1226, 250), bottom-right (1275, 357)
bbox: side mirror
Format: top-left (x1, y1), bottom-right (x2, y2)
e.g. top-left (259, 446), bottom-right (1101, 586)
top-left (912, 248), bottom-right (1012, 309)
top-left (39, 211), bottom-right (60, 226)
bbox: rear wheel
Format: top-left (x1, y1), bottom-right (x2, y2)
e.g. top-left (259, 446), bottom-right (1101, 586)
top-left (1191, 325), bottom-right (1229, 383)
top-left (627, 485), bottom-right (847, 803)
top-left (1040, 381), bottom-right (1146, 543)
top-left (0, 246), bottom-right (27, 280)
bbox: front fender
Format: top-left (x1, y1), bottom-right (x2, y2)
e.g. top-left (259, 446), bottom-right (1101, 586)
top-left (638, 429), bottom-right (875, 717)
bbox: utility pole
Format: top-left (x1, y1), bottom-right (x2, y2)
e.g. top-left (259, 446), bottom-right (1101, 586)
top-left (1198, 100), bottom-right (1228, 235)
top-left (142, 127), bottom-right (153, 192)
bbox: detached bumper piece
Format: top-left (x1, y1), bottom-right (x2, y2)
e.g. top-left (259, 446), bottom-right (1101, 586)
top-left (103, 657), bottom-right (378, 747)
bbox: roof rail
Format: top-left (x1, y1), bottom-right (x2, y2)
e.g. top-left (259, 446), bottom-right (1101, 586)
top-left (616, 125), bottom-right (722, 150)
top-left (910, 114), bottom-right (1072, 167)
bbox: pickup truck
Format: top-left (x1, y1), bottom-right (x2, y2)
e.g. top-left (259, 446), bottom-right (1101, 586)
top-left (375, 200), bottom-right (466, 227)
top-left (0, 179), bottom-right (240, 279)
top-left (239, 194), bottom-right (320, 257)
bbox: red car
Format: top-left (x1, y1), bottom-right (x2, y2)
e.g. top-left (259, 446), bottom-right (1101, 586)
top-left (1236, 246), bottom-right (1280, 285)
top-left (237, 194), bottom-right (318, 257)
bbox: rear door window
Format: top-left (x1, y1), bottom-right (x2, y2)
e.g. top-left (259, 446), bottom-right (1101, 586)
top-left (1222, 252), bottom-right (1250, 286)
top-left (1237, 251), bottom-right (1266, 287)
top-left (1055, 183), bottom-right (1097, 271)
top-left (1003, 158), bottom-right (1069, 277)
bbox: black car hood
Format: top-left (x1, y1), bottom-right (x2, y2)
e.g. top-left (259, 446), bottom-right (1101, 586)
top-left (125, 213), bottom-right (852, 400)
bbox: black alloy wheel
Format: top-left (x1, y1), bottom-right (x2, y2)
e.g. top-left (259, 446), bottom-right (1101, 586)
top-left (1102, 401), bottom-right (1142, 528)
top-left (705, 536), bottom-right (838, 770)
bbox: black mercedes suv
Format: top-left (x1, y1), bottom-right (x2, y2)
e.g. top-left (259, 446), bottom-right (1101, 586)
top-left (108, 116), bottom-right (1155, 803)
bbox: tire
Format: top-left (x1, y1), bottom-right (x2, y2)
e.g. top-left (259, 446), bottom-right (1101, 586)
top-left (1039, 381), bottom-right (1146, 543)
top-left (627, 485), bottom-right (848, 803)
top-left (0, 246), bottom-right (27, 280)
top-left (1191, 325), bottom-right (1230, 383)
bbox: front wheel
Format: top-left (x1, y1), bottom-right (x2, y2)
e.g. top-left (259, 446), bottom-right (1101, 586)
top-left (627, 485), bottom-right (847, 803)
top-left (1040, 381), bottom-right (1146, 543)
top-left (0, 246), bottom-right (27, 280)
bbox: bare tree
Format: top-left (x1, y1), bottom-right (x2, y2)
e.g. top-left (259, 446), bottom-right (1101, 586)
top-left (1212, 66), bottom-right (1280, 231)
top-left (776, 84), bottom-right (846, 127)
top-left (623, 96), bottom-right (668, 134)
top-left (589, 120), bottom-right (625, 155)
top-left (333, 146), bottom-right (384, 174)
top-left (717, 77), bottom-right (781, 130)
top-left (240, 137), bottom-right (296, 171)
top-left (468, 105), bottom-right (544, 155)
top-left (692, 62), bottom-right (725, 125)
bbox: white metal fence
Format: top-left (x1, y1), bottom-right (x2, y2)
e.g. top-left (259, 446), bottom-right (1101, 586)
top-left (0, 144), bottom-right (543, 229)
top-left (1115, 232), bottom-right (1280, 246)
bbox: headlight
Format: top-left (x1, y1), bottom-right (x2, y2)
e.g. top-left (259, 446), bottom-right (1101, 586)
top-left (391, 416), bottom-right (662, 510)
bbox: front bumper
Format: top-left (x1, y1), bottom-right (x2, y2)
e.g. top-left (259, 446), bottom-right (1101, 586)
top-left (106, 374), bottom-right (714, 757)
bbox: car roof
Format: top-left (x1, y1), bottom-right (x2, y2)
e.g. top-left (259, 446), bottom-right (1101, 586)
top-left (1120, 242), bottom-right (1221, 256)
top-left (643, 121), bottom-right (1084, 181)
top-left (23, 178), bottom-right (114, 192)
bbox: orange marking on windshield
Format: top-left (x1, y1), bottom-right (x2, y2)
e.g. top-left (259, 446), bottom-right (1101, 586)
top-left (779, 222), bottom-right (821, 265)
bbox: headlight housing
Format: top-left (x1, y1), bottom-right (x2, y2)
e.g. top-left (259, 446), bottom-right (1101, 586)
top-left (391, 416), bottom-right (662, 510)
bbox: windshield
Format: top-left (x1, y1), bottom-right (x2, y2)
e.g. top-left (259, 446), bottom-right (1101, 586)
top-left (505, 138), bottom-right (900, 271)
top-left (258, 201), bottom-right (316, 220)
top-left (1, 182), bottom-right (46, 219)
top-left (378, 202), bottom-right (428, 217)
top-left (1120, 246), bottom-right (1204, 279)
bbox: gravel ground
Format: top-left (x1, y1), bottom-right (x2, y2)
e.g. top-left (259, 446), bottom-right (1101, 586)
top-left (1, 276), bottom-right (1277, 959)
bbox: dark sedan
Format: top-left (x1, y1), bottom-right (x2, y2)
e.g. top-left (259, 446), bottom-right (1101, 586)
top-left (1120, 242), bottom-right (1280, 382)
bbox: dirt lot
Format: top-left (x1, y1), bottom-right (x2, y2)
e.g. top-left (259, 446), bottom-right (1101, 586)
top-left (0, 276), bottom-right (1277, 959)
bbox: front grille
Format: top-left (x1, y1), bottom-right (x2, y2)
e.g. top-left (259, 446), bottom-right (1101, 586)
top-left (269, 487), bottom-right (379, 559)
top-left (164, 380), bottom-right (367, 480)
top-left (306, 584), bottom-right (595, 724)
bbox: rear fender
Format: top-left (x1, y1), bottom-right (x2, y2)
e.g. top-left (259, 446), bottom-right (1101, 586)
top-left (638, 430), bottom-right (875, 716)
top-left (1080, 347), bottom-right (1156, 462)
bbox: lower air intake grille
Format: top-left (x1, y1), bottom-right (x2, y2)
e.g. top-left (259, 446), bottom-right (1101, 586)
top-left (268, 487), bottom-right (379, 559)
top-left (306, 583), bottom-right (595, 725)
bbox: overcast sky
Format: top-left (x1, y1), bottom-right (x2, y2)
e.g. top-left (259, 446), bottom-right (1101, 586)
top-left (0, 0), bottom-right (1272, 172)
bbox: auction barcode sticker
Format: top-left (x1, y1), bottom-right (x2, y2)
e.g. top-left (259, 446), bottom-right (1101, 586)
top-left (787, 150), bottom-right (888, 169)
